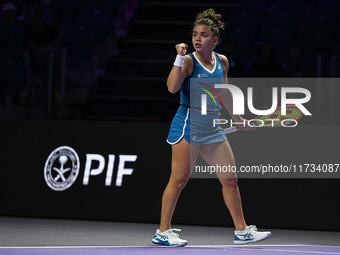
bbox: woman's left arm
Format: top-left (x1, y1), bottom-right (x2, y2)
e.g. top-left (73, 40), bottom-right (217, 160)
top-left (218, 54), bottom-right (253, 130)
top-left (218, 54), bottom-right (243, 122)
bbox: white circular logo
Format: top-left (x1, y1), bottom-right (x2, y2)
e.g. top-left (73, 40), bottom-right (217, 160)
top-left (44, 146), bottom-right (80, 191)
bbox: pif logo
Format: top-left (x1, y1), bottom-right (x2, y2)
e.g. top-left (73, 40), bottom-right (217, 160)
top-left (44, 146), bottom-right (80, 191)
top-left (44, 146), bottom-right (137, 191)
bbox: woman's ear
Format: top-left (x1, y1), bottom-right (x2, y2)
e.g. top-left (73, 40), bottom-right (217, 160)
top-left (213, 37), bottom-right (218, 45)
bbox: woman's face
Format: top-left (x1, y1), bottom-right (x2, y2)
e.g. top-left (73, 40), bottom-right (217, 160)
top-left (192, 25), bottom-right (217, 53)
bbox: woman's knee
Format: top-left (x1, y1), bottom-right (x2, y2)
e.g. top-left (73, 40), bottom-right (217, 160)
top-left (220, 177), bottom-right (238, 188)
top-left (169, 174), bottom-right (190, 190)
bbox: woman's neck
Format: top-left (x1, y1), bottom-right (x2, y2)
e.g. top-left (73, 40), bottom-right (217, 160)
top-left (195, 51), bottom-right (214, 65)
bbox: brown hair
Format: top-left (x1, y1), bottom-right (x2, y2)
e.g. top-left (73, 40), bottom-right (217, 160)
top-left (194, 8), bottom-right (225, 44)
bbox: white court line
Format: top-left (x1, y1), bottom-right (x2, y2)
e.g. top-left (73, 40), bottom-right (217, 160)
top-left (0, 246), bottom-right (148, 249)
top-left (226, 246), bottom-right (340, 255)
top-left (0, 244), bottom-right (302, 249)
top-left (0, 244), bottom-right (339, 249)
top-left (188, 244), bottom-right (307, 247)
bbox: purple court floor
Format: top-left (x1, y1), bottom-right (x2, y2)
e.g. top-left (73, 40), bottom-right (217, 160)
top-left (0, 217), bottom-right (339, 255)
top-left (1, 245), bottom-right (340, 255)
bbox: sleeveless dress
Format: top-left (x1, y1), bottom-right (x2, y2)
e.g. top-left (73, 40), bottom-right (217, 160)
top-left (167, 51), bottom-right (227, 145)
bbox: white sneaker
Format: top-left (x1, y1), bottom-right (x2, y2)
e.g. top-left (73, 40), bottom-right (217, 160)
top-left (152, 228), bottom-right (188, 247)
top-left (234, 225), bottom-right (271, 244)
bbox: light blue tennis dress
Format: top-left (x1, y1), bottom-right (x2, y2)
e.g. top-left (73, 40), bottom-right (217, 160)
top-left (167, 51), bottom-right (227, 145)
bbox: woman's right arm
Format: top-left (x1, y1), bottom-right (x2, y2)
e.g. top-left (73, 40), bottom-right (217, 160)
top-left (166, 43), bottom-right (193, 94)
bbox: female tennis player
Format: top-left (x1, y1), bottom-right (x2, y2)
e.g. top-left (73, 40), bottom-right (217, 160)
top-left (152, 9), bottom-right (271, 246)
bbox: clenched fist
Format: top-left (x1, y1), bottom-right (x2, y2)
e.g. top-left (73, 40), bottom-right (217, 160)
top-left (175, 43), bottom-right (188, 56)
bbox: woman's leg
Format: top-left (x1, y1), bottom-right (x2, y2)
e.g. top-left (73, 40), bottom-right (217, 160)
top-left (199, 140), bottom-right (246, 231)
top-left (159, 138), bottom-right (200, 232)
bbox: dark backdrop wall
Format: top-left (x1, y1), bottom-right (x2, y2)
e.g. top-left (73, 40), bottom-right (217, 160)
top-left (0, 120), bottom-right (339, 231)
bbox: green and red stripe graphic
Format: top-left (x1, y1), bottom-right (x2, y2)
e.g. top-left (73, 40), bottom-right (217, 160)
top-left (198, 82), bottom-right (222, 106)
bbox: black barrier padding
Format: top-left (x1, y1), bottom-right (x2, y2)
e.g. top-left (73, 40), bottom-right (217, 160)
top-left (0, 121), bottom-right (339, 231)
